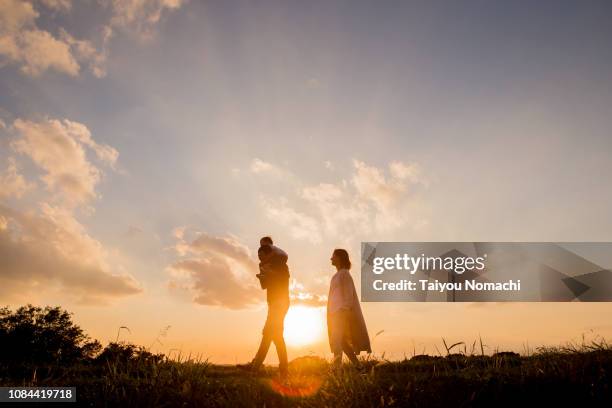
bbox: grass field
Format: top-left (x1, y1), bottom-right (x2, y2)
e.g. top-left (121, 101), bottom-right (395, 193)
top-left (2, 341), bottom-right (612, 407)
top-left (1, 307), bottom-right (611, 407)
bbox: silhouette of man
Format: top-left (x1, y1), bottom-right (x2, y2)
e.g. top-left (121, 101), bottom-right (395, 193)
top-left (248, 236), bottom-right (290, 377)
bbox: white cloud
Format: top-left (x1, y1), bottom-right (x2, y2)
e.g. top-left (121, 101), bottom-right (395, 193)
top-left (0, 0), bottom-right (106, 76)
top-left (249, 158), bottom-right (290, 179)
top-left (289, 278), bottom-right (327, 307)
top-left (167, 230), bottom-right (261, 309)
top-left (167, 229), bottom-right (326, 309)
top-left (17, 29), bottom-right (79, 75)
top-left (260, 197), bottom-right (322, 243)
top-left (60, 28), bottom-right (109, 78)
top-left (168, 258), bottom-right (260, 309)
top-left (0, 202), bottom-right (142, 303)
top-left (59, 118), bottom-right (119, 166)
top-left (352, 159), bottom-right (406, 212)
top-left (0, 115), bottom-right (139, 305)
top-left (0, 157), bottom-right (35, 199)
top-left (255, 159), bottom-right (429, 240)
top-left (174, 231), bottom-right (255, 267)
top-left (40, 0), bottom-right (72, 12)
top-left (389, 161), bottom-right (426, 185)
top-left (0, 0), bottom-right (188, 77)
top-left (250, 158), bottom-right (275, 174)
top-left (105, 0), bottom-right (186, 40)
top-left (0, 0), bottom-right (37, 32)
top-left (301, 182), bottom-right (369, 236)
top-left (11, 118), bottom-right (118, 208)
top-left (351, 160), bottom-right (427, 231)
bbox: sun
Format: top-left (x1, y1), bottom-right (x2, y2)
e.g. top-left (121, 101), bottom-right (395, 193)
top-left (283, 306), bottom-right (325, 347)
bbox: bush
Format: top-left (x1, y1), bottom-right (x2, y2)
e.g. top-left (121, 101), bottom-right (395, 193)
top-left (0, 305), bottom-right (101, 366)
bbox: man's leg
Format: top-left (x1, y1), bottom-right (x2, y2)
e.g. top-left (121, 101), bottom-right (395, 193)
top-left (272, 301), bottom-right (289, 377)
top-left (272, 334), bottom-right (288, 376)
top-left (252, 332), bottom-right (272, 370)
top-left (251, 302), bottom-right (278, 370)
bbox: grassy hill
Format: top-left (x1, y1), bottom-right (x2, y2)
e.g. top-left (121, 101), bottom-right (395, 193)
top-left (1, 305), bottom-right (611, 407)
top-left (2, 346), bottom-right (612, 407)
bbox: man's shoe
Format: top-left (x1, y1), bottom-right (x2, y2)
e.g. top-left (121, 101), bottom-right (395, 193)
top-left (237, 362), bottom-right (263, 374)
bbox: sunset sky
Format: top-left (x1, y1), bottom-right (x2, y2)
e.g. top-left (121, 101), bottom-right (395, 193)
top-left (2, 0), bottom-right (612, 364)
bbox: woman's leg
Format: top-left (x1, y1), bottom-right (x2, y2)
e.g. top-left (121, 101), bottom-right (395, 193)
top-left (329, 312), bottom-right (344, 367)
top-left (333, 352), bottom-right (343, 367)
top-left (341, 338), bottom-right (360, 365)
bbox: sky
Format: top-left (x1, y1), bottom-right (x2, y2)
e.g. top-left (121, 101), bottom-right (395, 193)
top-left (1, 0), bottom-right (612, 364)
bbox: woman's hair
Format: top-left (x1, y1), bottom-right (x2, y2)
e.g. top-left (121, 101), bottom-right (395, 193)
top-left (333, 248), bottom-right (351, 269)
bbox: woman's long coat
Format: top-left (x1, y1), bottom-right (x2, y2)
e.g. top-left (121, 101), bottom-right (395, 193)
top-left (327, 269), bottom-right (371, 354)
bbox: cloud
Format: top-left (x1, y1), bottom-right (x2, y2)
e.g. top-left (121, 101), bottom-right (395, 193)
top-left (40, 0), bottom-right (72, 12)
top-left (389, 161), bottom-right (426, 185)
top-left (169, 258), bottom-right (260, 309)
top-left (289, 279), bottom-right (327, 307)
top-left (260, 197), bottom-right (322, 243)
top-left (60, 28), bottom-right (110, 78)
top-left (0, 157), bottom-right (34, 199)
top-left (167, 230), bottom-right (325, 309)
top-left (175, 232), bottom-right (255, 266)
top-left (0, 203), bottom-right (142, 303)
top-left (105, 0), bottom-right (187, 40)
top-left (301, 182), bottom-right (369, 236)
top-left (249, 158), bottom-right (290, 179)
top-left (0, 0), bottom-right (105, 76)
top-left (0, 0), bottom-right (188, 77)
top-left (0, 114), bottom-right (141, 304)
top-left (352, 159), bottom-right (427, 230)
top-left (167, 230), bottom-right (261, 309)
top-left (11, 118), bottom-right (118, 208)
top-left (253, 159), bottom-right (429, 240)
top-left (290, 293), bottom-right (327, 307)
top-left (0, 0), bottom-right (37, 31)
top-left (15, 28), bottom-right (79, 75)
top-left (352, 159), bottom-right (407, 212)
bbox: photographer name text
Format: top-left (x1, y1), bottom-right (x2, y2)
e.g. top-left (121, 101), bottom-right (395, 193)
top-left (372, 279), bottom-right (521, 292)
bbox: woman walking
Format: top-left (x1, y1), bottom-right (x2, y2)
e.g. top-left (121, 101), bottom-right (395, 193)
top-left (327, 249), bottom-right (371, 368)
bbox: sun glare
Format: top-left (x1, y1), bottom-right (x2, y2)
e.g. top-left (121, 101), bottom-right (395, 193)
top-left (284, 306), bottom-right (325, 347)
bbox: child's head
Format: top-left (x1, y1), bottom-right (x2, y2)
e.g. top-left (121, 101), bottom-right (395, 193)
top-left (259, 236), bottom-right (273, 247)
top-left (258, 245), bottom-right (272, 261)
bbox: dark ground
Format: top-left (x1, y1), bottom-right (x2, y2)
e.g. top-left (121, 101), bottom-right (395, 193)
top-left (2, 349), bottom-right (611, 407)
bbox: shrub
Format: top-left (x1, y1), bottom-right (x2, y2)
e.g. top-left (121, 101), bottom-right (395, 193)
top-left (0, 305), bottom-right (101, 366)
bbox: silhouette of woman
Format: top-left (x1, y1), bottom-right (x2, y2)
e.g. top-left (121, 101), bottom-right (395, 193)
top-left (327, 249), bottom-right (371, 368)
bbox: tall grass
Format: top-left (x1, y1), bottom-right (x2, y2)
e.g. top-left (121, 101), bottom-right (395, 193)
top-left (1, 337), bottom-right (611, 407)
